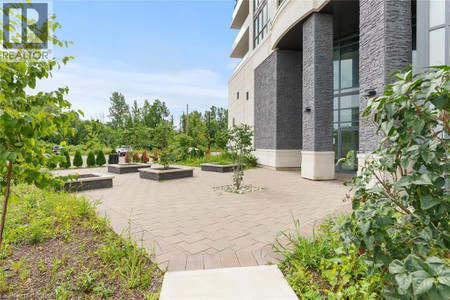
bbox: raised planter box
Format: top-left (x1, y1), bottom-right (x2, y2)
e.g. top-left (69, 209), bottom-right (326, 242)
top-left (139, 166), bottom-right (194, 181)
top-left (200, 163), bottom-right (238, 173)
top-left (62, 173), bottom-right (114, 192)
top-left (108, 163), bottom-right (152, 174)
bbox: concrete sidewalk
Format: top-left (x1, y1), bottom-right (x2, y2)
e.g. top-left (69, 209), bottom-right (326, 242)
top-left (159, 265), bottom-right (298, 300)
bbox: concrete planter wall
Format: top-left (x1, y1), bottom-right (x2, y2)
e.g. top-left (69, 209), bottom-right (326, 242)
top-left (108, 163), bottom-right (152, 174)
top-left (200, 163), bottom-right (239, 173)
top-left (62, 173), bottom-right (114, 192)
top-left (139, 166), bottom-right (194, 181)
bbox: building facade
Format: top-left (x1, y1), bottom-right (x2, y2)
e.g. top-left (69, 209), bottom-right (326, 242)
top-left (228, 0), bottom-right (450, 180)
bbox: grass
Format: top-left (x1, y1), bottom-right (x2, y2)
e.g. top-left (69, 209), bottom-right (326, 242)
top-left (273, 217), bottom-right (384, 299)
top-left (0, 185), bottom-right (163, 299)
top-left (176, 152), bottom-right (234, 167)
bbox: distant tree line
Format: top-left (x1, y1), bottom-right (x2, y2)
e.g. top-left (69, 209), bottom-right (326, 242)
top-left (42, 92), bottom-right (228, 151)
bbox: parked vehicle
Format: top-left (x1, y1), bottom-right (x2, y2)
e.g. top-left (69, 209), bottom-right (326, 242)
top-left (115, 145), bottom-right (132, 156)
top-left (52, 145), bottom-right (64, 155)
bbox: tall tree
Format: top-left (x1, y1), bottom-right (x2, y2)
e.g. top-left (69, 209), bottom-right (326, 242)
top-left (142, 99), bottom-right (170, 128)
top-left (108, 92), bottom-right (130, 128)
top-left (131, 100), bottom-right (141, 125)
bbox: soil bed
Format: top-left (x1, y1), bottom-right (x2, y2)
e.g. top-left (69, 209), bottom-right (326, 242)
top-left (1, 225), bottom-right (163, 299)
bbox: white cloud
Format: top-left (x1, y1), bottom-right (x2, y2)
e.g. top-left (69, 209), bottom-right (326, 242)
top-left (33, 57), bottom-right (228, 124)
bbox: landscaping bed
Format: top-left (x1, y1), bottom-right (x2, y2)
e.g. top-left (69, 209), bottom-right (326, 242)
top-left (200, 163), bottom-right (238, 173)
top-left (139, 166), bottom-right (194, 181)
top-left (61, 173), bottom-right (114, 192)
top-left (0, 186), bottom-right (163, 299)
top-left (108, 163), bottom-right (152, 174)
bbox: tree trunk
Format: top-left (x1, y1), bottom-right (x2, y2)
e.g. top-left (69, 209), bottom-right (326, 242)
top-left (0, 160), bottom-right (13, 249)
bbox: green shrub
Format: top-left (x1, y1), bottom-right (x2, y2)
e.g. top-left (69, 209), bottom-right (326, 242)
top-left (73, 151), bottom-right (83, 168)
top-left (96, 150), bottom-right (106, 166)
top-left (338, 67), bottom-right (450, 299)
top-left (244, 155), bottom-right (258, 167)
top-left (275, 218), bottom-right (384, 298)
top-left (86, 151), bottom-right (96, 167)
top-left (59, 149), bottom-right (71, 169)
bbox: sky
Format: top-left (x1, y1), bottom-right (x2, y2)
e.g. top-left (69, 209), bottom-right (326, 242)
top-left (35, 0), bottom-right (239, 123)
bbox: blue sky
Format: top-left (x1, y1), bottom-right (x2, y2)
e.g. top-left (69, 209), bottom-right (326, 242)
top-left (37, 0), bottom-right (238, 122)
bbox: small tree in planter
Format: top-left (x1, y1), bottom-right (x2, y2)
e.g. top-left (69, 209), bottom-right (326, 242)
top-left (159, 151), bottom-right (176, 170)
top-left (133, 152), bottom-right (140, 163)
top-left (96, 150), bottom-right (106, 166)
top-left (59, 149), bottom-right (71, 169)
top-left (228, 124), bottom-right (254, 190)
top-left (73, 150), bottom-right (83, 168)
top-left (124, 152), bottom-right (131, 163)
top-left (141, 151), bottom-right (149, 163)
top-left (87, 151), bottom-right (96, 167)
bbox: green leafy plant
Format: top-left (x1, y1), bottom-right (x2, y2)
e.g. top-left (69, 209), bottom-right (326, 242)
top-left (96, 150), bottom-right (106, 166)
top-left (0, 12), bottom-right (80, 246)
top-left (159, 151), bottom-right (175, 170)
top-left (86, 151), bottom-right (96, 167)
top-left (227, 124), bottom-right (254, 190)
top-left (73, 150), bottom-right (83, 168)
top-left (275, 217), bottom-right (383, 299)
top-left (59, 149), bottom-right (71, 169)
top-left (338, 67), bottom-right (450, 299)
top-left (244, 154), bottom-right (258, 167)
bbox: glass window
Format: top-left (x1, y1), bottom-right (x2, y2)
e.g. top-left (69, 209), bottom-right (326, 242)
top-left (253, 3), bottom-right (269, 48)
top-left (340, 94), bottom-right (359, 109)
top-left (333, 49), bottom-right (339, 90)
top-left (429, 0), bottom-right (446, 27)
top-left (429, 28), bottom-right (446, 65)
top-left (340, 43), bottom-right (359, 89)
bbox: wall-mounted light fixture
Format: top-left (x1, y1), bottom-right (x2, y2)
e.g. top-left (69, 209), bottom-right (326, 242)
top-left (305, 107), bottom-right (311, 113)
top-left (365, 90), bottom-right (376, 97)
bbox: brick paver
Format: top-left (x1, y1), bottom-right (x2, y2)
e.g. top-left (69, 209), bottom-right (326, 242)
top-left (56, 165), bottom-right (351, 270)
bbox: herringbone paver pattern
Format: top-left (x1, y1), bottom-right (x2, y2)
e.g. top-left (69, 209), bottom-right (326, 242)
top-left (56, 165), bottom-right (351, 270)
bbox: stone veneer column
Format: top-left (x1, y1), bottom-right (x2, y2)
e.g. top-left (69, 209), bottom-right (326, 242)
top-left (358, 0), bottom-right (411, 167)
top-left (254, 50), bottom-right (303, 169)
top-left (301, 13), bottom-right (334, 180)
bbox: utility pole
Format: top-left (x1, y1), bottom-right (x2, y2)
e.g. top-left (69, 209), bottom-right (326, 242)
top-left (186, 104), bottom-right (189, 136)
top-left (208, 111), bottom-right (211, 150)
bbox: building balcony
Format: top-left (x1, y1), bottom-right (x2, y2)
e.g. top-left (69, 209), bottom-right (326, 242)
top-left (231, 15), bottom-right (249, 58)
top-left (231, 0), bottom-right (249, 29)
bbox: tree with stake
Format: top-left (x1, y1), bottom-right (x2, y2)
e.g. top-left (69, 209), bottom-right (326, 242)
top-left (0, 9), bottom-right (81, 247)
top-left (227, 124), bottom-right (254, 190)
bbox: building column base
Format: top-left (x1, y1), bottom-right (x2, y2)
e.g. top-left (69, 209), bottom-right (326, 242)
top-left (254, 149), bottom-right (302, 169)
top-left (301, 151), bottom-right (335, 180)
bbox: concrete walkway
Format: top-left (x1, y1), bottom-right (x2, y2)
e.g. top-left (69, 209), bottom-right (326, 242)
top-left (160, 265), bottom-right (298, 300)
top-left (56, 166), bottom-right (351, 271)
